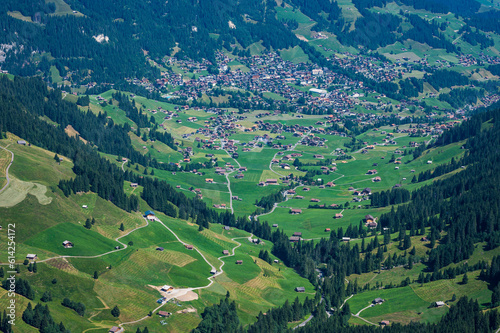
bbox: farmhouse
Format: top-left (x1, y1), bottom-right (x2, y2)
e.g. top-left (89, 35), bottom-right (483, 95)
top-left (223, 250), bottom-right (230, 255)
top-left (434, 301), bottom-right (445, 307)
top-left (372, 176), bottom-right (381, 182)
top-left (325, 228), bottom-right (331, 232)
top-left (295, 287), bottom-right (305, 292)
top-left (342, 237), bottom-right (350, 242)
top-left (334, 213), bottom-right (343, 219)
top-left (290, 209), bottom-right (302, 215)
top-left (17, 140), bottom-right (26, 145)
top-left (380, 320), bottom-right (390, 326)
top-left (272, 224), bottom-right (278, 227)
top-left (145, 210), bottom-right (156, 221)
top-left (62, 240), bottom-right (73, 248)
top-left (26, 254), bottom-right (37, 261)
top-left (158, 311), bottom-right (171, 318)
top-left (310, 198), bottom-right (320, 202)
top-left (156, 247), bottom-right (164, 251)
top-left (373, 298), bottom-right (385, 305)
top-left (366, 169), bottom-right (378, 175)
top-left (266, 179), bottom-right (278, 185)
top-left (130, 183), bottom-right (138, 188)
top-left (205, 178), bottom-right (214, 183)
top-left (289, 236), bottom-right (301, 242)
top-left (109, 327), bottom-right (124, 333)
top-left (161, 285), bottom-right (174, 292)
top-left (365, 215), bottom-right (375, 223)
top-left (185, 244), bottom-right (194, 250)
top-left (236, 260), bottom-right (243, 265)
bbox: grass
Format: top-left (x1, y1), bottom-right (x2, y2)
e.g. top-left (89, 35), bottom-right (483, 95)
top-left (25, 222), bottom-right (120, 256)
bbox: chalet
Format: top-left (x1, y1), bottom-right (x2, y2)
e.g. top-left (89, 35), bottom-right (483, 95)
top-left (313, 154), bottom-right (324, 159)
top-left (205, 178), bottom-right (214, 183)
top-left (161, 285), bottom-right (174, 292)
top-left (434, 301), bottom-right (445, 307)
top-left (266, 179), bottom-right (278, 185)
top-left (342, 237), bottom-right (350, 242)
top-left (274, 259), bottom-right (279, 263)
top-left (130, 183), bottom-right (138, 188)
top-left (326, 182), bottom-right (335, 187)
top-left (272, 224), bottom-right (278, 227)
top-left (372, 176), bottom-right (381, 182)
top-left (224, 226), bottom-right (230, 230)
top-left (310, 198), bottom-right (320, 202)
top-left (223, 250), bottom-right (230, 255)
top-left (236, 260), bottom-right (243, 265)
top-left (145, 210), bottom-right (156, 221)
top-left (295, 196), bottom-right (304, 199)
top-left (62, 240), bottom-right (73, 248)
top-left (210, 268), bottom-right (217, 274)
top-left (334, 213), bottom-right (343, 219)
top-left (365, 215), bottom-right (375, 223)
top-left (366, 169), bottom-right (378, 175)
top-left (380, 321), bottom-right (390, 326)
top-left (26, 254), bottom-right (37, 261)
top-left (325, 228), bottom-right (331, 232)
top-left (290, 209), bottom-right (302, 215)
top-left (367, 222), bottom-right (378, 228)
top-left (156, 247), bottom-right (164, 251)
top-left (17, 140), bottom-right (27, 145)
top-left (295, 287), bottom-right (305, 292)
top-left (109, 327), bottom-right (124, 333)
top-left (158, 311), bottom-right (171, 318)
top-left (289, 236), bottom-right (300, 242)
top-left (82, 205), bottom-right (88, 209)
top-left (303, 187), bottom-right (310, 191)
top-left (293, 232), bottom-right (302, 237)
top-left (373, 298), bottom-right (385, 305)
top-left (185, 244), bottom-right (194, 250)
top-left (362, 188), bottom-right (371, 195)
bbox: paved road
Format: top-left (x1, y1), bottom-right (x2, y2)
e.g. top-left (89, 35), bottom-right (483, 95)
top-left (0, 144), bottom-right (14, 194)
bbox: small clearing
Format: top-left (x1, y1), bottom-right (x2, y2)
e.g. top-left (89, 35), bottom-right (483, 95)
top-left (0, 177), bottom-right (52, 208)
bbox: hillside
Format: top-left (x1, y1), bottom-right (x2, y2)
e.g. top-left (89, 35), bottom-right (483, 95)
top-left (0, 1), bottom-right (500, 332)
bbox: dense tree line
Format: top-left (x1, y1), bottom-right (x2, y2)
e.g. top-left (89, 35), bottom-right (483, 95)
top-left (61, 298), bottom-right (86, 317)
top-left (370, 188), bottom-right (411, 207)
top-left (1, 278), bottom-right (35, 300)
top-left (425, 69), bottom-right (469, 90)
top-left (191, 293), bottom-right (239, 333)
top-left (22, 303), bottom-right (70, 333)
top-left (438, 88), bottom-right (485, 109)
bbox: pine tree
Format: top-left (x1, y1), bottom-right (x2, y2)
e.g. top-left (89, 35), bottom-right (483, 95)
top-left (119, 223), bottom-right (125, 231)
top-left (111, 305), bottom-right (120, 317)
top-left (462, 272), bottom-right (468, 285)
top-left (94, 271), bottom-right (98, 279)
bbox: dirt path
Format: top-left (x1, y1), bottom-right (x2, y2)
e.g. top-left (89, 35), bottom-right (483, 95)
top-left (119, 218), bottom-right (251, 330)
top-left (0, 144), bottom-right (14, 194)
top-left (121, 159), bottom-right (127, 172)
top-left (0, 217), bottom-right (150, 266)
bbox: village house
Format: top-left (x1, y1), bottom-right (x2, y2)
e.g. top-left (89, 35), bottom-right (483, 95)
top-left (334, 213), bottom-right (343, 219)
top-left (290, 209), bottom-right (302, 215)
top-left (62, 240), bottom-right (73, 248)
top-left (236, 260), bottom-right (243, 265)
top-left (185, 244), bottom-right (194, 250)
top-left (295, 287), bottom-right (305, 292)
top-left (145, 210), bottom-right (156, 221)
top-left (223, 250), bottom-right (230, 255)
top-left (373, 298), bottom-right (385, 305)
top-left (26, 254), bottom-right (37, 261)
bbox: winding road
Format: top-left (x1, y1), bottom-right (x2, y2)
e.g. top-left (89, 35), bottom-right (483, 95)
top-left (0, 144), bottom-right (14, 194)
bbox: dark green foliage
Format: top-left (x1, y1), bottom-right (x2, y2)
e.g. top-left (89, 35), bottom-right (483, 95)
top-left (41, 291), bottom-right (52, 303)
top-left (76, 95), bottom-right (90, 107)
top-left (93, 271), bottom-right (98, 280)
top-left (438, 88), bottom-right (485, 109)
top-left (84, 218), bottom-right (92, 229)
top-left (111, 305), bottom-right (120, 318)
top-left (1, 278), bottom-right (35, 300)
top-left (61, 297), bottom-right (86, 316)
top-left (22, 302), bottom-right (69, 333)
top-left (191, 295), bottom-right (239, 333)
